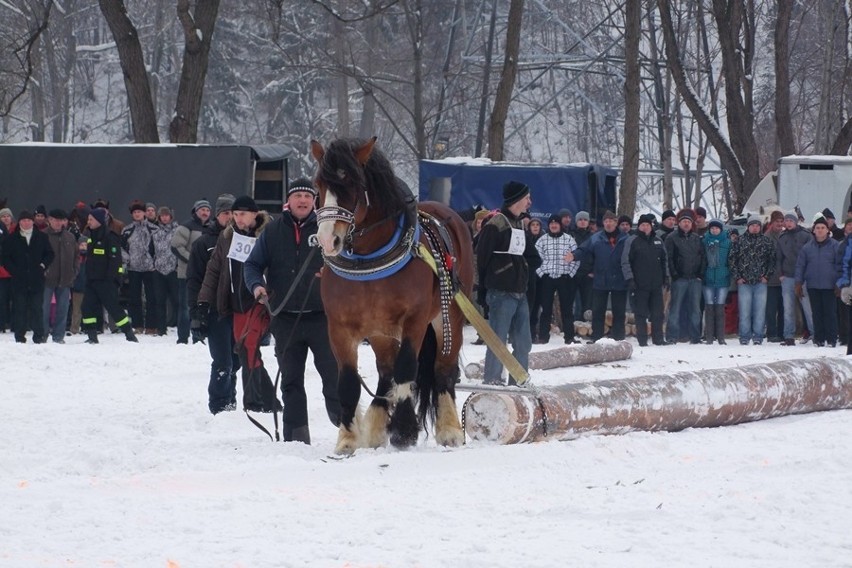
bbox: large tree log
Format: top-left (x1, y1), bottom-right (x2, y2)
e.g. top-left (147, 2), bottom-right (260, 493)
top-left (462, 357), bottom-right (852, 444)
top-left (463, 341), bottom-right (633, 380)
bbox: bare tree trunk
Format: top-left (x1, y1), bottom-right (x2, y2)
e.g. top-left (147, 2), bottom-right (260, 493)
top-left (405, 0), bottom-right (426, 158)
top-left (169, 0), bottom-right (221, 143)
top-left (619, 0), bottom-right (641, 217)
top-left (487, 0), bottom-right (524, 161)
top-left (645, 3), bottom-right (674, 209)
top-left (657, 0), bottom-right (745, 210)
top-left (830, 116), bottom-right (852, 155)
top-left (774, 0), bottom-right (795, 156)
top-left (475, 0), bottom-right (498, 157)
top-left (358, 0), bottom-right (379, 139)
top-left (429, 0), bottom-right (462, 157)
top-left (334, 17), bottom-right (349, 137)
top-left (98, 0), bottom-right (160, 143)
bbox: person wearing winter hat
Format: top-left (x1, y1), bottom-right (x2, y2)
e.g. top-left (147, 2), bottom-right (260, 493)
top-left (702, 219), bottom-right (733, 345)
top-left (777, 211), bottom-right (814, 345)
top-left (693, 206), bottom-right (708, 236)
top-left (623, 213), bottom-right (668, 346)
top-left (0, 207), bottom-right (13, 331)
top-left (664, 207), bottom-right (706, 343)
top-left (145, 202), bottom-right (158, 224)
top-left (557, 208), bottom-right (573, 230)
top-left (729, 215), bottom-right (776, 345)
top-left (657, 209), bottom-right (677, 241)
top-left (186, 193), bottom-right (241, 410)
top-left (243, 177), bottom-right (341, 440)
top-left (821, 207), bottom-right (845, 241)
top-left (575, 207), bottom-right (629, 342)
top-left (765, 213), bottom-right (786, 342)
top-left (80, 210), bottom-right (137, 344)
top-left (170, 196), bottom-right (215, 344)
top-left (196, 192), bottom-right (278, 416)
top-left (475, 180), bottom-right (535, 386)
top-left (617, 215), bottom-right (633, 235)
top-left (88, 198), bottom-right (124, 234)
top-left (1, 207), bottom-right (54, 343)
top-left (152, 205), bottom-right (179, 336)
top-left (534, 213), bottom-right (580, 344)
top-left (42, 207), bottom-right (78, 343)
top-left (33, 204), bottom-right (48, 232)
top-left (569, 210), bottom-right (594, 317)
top-left (795, 216), bottom-right (840, 347)
top-left (122, 199), bottom-right (160, 334)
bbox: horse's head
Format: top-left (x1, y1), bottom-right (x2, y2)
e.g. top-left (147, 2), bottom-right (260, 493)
top-left (310, 137), bottom-right (377, 256)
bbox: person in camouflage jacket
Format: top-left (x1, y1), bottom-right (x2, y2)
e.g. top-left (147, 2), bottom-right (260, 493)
top-left (728, 217), bottom-right (777, 344)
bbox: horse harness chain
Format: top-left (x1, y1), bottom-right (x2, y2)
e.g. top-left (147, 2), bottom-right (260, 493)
top-left (417, 212), bottom-right (456, 356)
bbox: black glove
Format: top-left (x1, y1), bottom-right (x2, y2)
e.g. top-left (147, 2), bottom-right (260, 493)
top-left (626, 278), bottom-right (635, 290)
top-left (190, 302), bottom-right (210, 344)
top-left (476, 286), bottom-right (487, 309)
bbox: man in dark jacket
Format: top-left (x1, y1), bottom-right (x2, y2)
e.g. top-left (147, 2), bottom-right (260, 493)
top-left (244, 179), bottom-right (341, 443)
top-left (777, 213), bottom-right (814, 345)
top-left (795, 216), bottom-right (841, 347)
top-left (577, 210), bottom-right (629, 342)
top-left (729, 216), bottom-right (777, 345)
top-left (476, 181), bottom-right (534, 386)
top-left (664, 208), bottom-right (706, 343)
top-left (570, 210), bottom-right (594, 317)
top-left (1, 210), bottom-right (54, 343)
top-left (187, 193), bottom-right (240, 414)
top-left (170, 198), bottom-right (212, 344)
top-left (80, 208), bottom-right (137, 344)
top-left (43, 209), bottom-right (79, 343)
top-left (622, 213), bottom-right (668, 346)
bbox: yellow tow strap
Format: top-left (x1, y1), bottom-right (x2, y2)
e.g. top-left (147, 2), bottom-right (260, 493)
top-left (417, 243), bottom-right (530, 385)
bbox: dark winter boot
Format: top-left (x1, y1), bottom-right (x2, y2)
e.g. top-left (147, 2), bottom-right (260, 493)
top-left (715, 304), bottom-right (727, 345)
top-left (85, 330), bottom-right (99, 344)
top-left (121, 325), bottom-right (138, 343)
top-left (284, 424), bottom-right (311, 445)
top-left (703, 306), bottom-right (716, 344)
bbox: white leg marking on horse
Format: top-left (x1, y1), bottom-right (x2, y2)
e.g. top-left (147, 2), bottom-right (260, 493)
top-left (392, 382), bottom-right (414, 404)
top-left (334, 410), bottom-right (362, 455)
top-left (363, 403), bottom-right (390, 449)
top-left (435, 392), bottom-right (464, 447)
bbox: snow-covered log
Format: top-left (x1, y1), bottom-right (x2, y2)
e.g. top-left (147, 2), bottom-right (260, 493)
top-left (463, 341), bottom-right (633, 379)
top-left (462, 357), bottom-right (852, 444)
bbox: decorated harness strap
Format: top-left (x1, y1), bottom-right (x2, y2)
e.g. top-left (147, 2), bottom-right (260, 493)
top-left (417, 211), bottom-right (458, 356)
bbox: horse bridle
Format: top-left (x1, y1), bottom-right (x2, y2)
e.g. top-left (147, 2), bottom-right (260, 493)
top-left (313, 184), bottom-right (401, 250)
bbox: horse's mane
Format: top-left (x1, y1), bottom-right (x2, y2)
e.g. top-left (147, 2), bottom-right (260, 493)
top-left (317, 138), bottom-right (407, 219)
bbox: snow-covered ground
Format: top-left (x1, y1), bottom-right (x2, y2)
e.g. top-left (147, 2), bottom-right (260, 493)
top-left (2, 326), bottom-right (851, 567)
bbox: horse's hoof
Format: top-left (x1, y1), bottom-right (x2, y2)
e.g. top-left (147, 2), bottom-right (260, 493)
top-left (389, 429), bottom-right (419, 449)
top-left (334, 442), bottom-right (357, 456)
top-left (435, 427), bottom-right (465, 448)
top-left (335, 424), bottom-right (360, 455)
top-left (363, 404), bottom-right (390, 449)
top-left (389, 398), bottom-right (419, 449)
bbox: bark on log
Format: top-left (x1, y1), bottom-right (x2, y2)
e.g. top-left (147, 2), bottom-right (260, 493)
top-left (463, 341), bottom-right (633, 379)
top-left (462, 357), bottom-right (852, 444)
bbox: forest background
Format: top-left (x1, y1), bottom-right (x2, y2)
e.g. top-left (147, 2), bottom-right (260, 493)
top-left (1, 0), bottom-right (850, 219)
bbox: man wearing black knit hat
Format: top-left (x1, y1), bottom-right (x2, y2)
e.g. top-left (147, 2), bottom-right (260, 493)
top-left (244, 178), bottom-right (340, 442)
top-left (476, 180), bottom-right (535, 386)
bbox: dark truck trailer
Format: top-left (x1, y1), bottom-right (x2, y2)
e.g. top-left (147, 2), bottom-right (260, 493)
top-left (0, 143), bottom-right (294, 219)
top-left (419, 158), bottom-right (618, 221)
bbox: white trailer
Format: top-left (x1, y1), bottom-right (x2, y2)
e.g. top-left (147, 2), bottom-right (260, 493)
top-left (744, 155), bottom-right (852, 221)
top-left (776, 155), bottom-right (852, 221)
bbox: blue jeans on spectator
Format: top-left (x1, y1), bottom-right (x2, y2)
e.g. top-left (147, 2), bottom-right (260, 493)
top-left (207, 310), bottom-right (241, 414)
top-left (781, 278), bottom-right (814, 339)
top-left (42, 286), bottom-right (71, 342)
top-left (484, 290), bottom-right (531, 385)
top-left (666, 278), bottom-right (702, 342)
top-left (177, 278), bottom-right (190, 343)
top-left (737, 282), bottom-right (767, 343)
top-left (703, 286), bottom-right (729, 306)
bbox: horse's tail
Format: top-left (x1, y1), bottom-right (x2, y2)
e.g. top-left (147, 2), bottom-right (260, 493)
top-left (416, 323), bottom-right (438, 430)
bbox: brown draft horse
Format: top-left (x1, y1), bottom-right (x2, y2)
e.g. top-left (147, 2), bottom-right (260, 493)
top-left (310, 137), bottom-right (474, 455)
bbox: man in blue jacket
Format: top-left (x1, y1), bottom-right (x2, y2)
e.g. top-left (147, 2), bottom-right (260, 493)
top-left (577, 210), bottom-right (628, 342)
